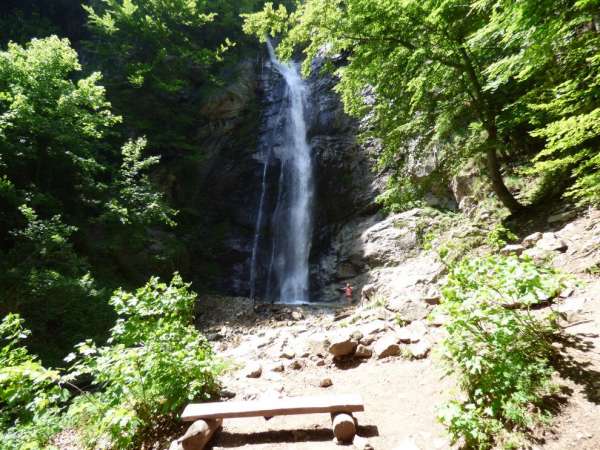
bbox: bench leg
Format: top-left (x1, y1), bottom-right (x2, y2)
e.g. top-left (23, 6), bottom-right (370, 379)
top-left (331, 413), bottom-right (356, 444)
top-left (175, 418), bottom-right (222, 450)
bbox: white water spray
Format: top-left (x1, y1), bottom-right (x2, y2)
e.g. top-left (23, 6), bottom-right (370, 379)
top-left (249, 41), bottom-right (314, 304)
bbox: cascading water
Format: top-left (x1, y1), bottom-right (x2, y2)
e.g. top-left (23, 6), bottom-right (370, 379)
top-left (249, 41), bottom-right (314, 304)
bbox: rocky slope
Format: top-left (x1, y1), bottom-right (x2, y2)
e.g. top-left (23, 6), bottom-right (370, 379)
top-left (190, 207), bottom-right (600, 450)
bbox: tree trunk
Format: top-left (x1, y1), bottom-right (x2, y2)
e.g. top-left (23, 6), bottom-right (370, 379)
top-left (485, 144), bottom-right (523, 214)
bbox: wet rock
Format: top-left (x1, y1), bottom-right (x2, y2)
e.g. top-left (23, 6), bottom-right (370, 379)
top-left (354, 344), bottom-right (373, 359)
top-left (291, 311), bottom-right (304, 321)
top-left (374, 334), bottom-right (401, 359)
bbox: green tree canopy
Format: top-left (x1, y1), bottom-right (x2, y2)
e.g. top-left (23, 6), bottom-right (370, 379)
top-left (243, 0), bottom-right (600, 212)
top-left (0, 36), bottom-right (175, 364)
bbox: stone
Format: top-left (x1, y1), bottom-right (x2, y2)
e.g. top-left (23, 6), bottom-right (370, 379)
top-left (328, 333), bottom-right (358, 357)
top-left (386, 297), bottom-right (429, 322)
top-left (408, 321), bottom-right (428, 342)
top-left (408, 340), bottom-right (431, 359)
top-left (522, 232), bottom-right (543, 248)
top-left (288, 359), bottom-right (305, 370)
top-left (361, 283), bottom-right (377, 302)
top-left (361, 320), bottom-right (388, 336)
top-left (423, 289), bottom-right (441, 306)
top-left (306, 333), bottom-right (329, 357)
top-left (350, 330), bottom-right (364, 342)
top-left (242, 362), bottom-right (262, 378)
top-left (291, 311), bottom-right (304, 321)
top-left (536, 232), bottom-right (568, 252)
top-left (319, 377), bottom-right (333, 388)
top-left (374, 334), bottom-right (401, 359)
top-left (396, 327), bottom-right (413, 343)
top-left (279, 349), bottom-right (296, 359)
top-left (268, 362), bottom-right (285, 373)
top-left (354, 344), bottom-right (373, 359)
top-left (500, 244), bottom-right (525, 256)
top-left (559, 287), bottom-right (575, 298)
top-left (359, 335), bottom-right (376, 346)
top-left (557, 296), bottom-right (587, 322)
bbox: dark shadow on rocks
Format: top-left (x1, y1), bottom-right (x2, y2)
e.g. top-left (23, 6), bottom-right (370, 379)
top-left (551, 333), bottom-right (600, 405)
top-left (332, 356), bottom-right (369, 370)
top-left (210, 424), bottom-right (379, 448)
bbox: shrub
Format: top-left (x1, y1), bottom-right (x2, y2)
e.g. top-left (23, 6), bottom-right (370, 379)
top-left (0, 314), bottom-right (68, 450)
top-left (438, 255), bottom-right (562, 449)
top-left (65, 274), bottom-right (221, 449)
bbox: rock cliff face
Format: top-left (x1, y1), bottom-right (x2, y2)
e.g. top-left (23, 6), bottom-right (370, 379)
top-left (162, 49), bottom-right (439, 303)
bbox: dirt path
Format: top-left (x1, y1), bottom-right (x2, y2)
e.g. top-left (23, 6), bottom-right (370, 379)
top-left (210, 358), bottom-right (452, 450)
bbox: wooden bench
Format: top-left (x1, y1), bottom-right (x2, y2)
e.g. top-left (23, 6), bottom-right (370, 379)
top-left (177, 394), bottom-right (365, 449)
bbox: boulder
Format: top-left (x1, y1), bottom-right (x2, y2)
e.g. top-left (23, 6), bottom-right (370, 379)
top-left (522, 232), bottom-right (543, 248)
top-left (500, 244), bottom-right (525, 256)
top-left (354, 344), bottom-right (373, 359)
top-left (287, 359), bottom-right (305, 371)
top-left (408, 340), bottom-right (431, 359)
top-left (536, 232), bottom-right (568, 252)
top-left (328, 333), bottom-right (358, 357)
top-left (361, 320), bottom-right (388, 336)
top-left (319, 377), bottom-right (333, 388)
top-left (374, 334), bottom-right (401, 359)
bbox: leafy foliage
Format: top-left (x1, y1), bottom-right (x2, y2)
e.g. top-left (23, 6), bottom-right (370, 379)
top-left (244, 0), bottom-right (600, 211)
top-left (0, 36), bottom-right (176, 364)
top-left (84, 0), bottom-right (264, 152)
top-left (439, 255), bottom-right (562, 448)
top-left (65, 274), bottom-right (221, 449)
top-left (0, 314), bottom-right (67, 450)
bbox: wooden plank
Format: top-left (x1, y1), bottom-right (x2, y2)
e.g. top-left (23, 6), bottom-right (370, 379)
top-left (181, 394), bottom-right (364, 422)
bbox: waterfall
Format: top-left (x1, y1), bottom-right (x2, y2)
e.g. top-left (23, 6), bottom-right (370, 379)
top-left (249, 40), bottom-right (314, 304)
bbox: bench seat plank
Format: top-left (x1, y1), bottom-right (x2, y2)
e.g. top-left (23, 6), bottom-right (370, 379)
top-left (181, 394), bottom-right (364, 422)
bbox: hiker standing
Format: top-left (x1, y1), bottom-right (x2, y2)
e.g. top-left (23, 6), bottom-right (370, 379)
top-left (344, 283), bottom-right (353, 304)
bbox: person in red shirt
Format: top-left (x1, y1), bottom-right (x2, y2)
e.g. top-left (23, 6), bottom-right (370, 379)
top-left (344, 283), bottom-right (353, 304)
